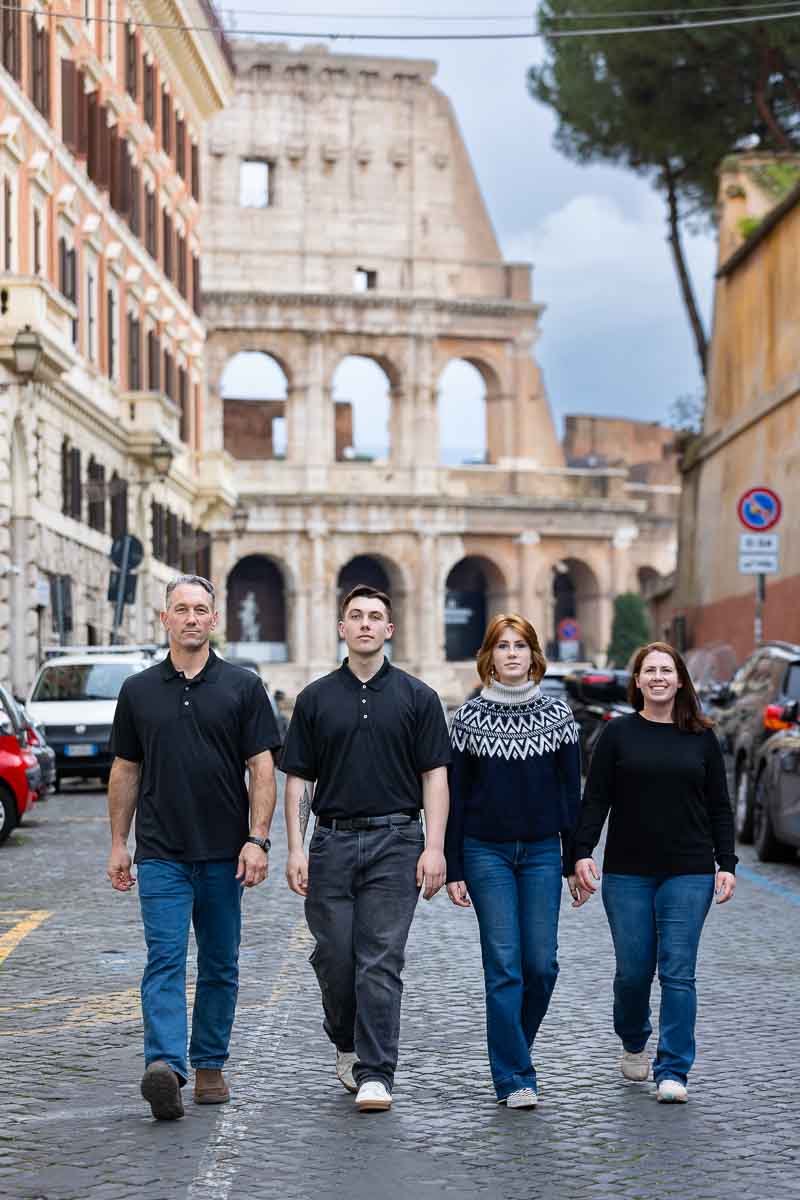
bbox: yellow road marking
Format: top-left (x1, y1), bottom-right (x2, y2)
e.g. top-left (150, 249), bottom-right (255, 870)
top-left (0, 910), bottom-right (53, 966)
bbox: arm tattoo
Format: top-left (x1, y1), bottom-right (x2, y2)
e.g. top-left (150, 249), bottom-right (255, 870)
top-left (299, 784), bottom-right (311, 841)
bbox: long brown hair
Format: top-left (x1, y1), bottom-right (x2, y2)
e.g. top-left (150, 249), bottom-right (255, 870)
top-left (628, 641), bottom-right (712, 733)
top-left (476, 614), bottom-right (547, 687)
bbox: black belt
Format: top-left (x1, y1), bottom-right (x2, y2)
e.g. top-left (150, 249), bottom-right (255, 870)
top-left (316, 810), bottom-right (420, 832)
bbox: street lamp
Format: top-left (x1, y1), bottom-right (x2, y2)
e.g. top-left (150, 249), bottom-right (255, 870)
top-left (151, 438), bottom-right (174, 479)
top-left (12, 324), bottom-right (43, 377)
top-left (232, 504), bottom-right (249, 536)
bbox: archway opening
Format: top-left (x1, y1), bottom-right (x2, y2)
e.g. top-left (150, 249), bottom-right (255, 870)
top-left (438, 359), bottom-right (488, 466)
top-left (221, 351), bottom-right (289, 460)
top-left (337, 555), bottom-right (403, 660)
top-left (226, 554), bottom-right (288, 662)
top-left (548, 558), bottom-right (600, 663)
top-left (445, 556), bottom-right (506, 662)
top-left (332, 356), bottom-right (392, 463)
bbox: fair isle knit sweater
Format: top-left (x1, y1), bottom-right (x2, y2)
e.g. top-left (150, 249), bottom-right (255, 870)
top-left (445, 679), bottom-right (581, 882)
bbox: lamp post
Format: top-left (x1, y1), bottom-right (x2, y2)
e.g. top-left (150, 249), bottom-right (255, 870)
top-left (12, 325), bottom-right (43, 378)
top-left (151, 437), bottom-right (175, 480)
top-left (232, 504), bottom-right (249, 536)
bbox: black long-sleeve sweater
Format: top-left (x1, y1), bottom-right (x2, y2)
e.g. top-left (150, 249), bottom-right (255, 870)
top-left (445, 681), bottom-right (582, 882)
top-left (572, 712), bottom-right (738, 876)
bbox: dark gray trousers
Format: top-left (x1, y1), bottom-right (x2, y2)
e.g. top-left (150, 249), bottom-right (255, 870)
top-left (305, 821), bottom-right (423, 1091)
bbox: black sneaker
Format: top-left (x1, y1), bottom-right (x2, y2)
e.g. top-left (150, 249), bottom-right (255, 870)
top-left (141, 1061), bottom-right (185, 1120)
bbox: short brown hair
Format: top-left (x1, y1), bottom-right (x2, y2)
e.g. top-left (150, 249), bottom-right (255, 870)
top-left (339, 585), bottom-right (392, 621)
top-left (476, 613), bottom-right (547, 686)
top-left (628, 641), bottom-right (712, 733)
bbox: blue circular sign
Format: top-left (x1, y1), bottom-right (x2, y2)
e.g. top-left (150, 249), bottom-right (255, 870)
top-left (737, 487), bottom-right (782, 532)
top-left (558, 618), bottom-right (580, 641)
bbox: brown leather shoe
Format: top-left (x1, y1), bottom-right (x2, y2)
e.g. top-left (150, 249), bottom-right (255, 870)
top-left (194, 1068), bottom-right (230, 1105)
top-left (141, 1061), bottom-right (184, 1120)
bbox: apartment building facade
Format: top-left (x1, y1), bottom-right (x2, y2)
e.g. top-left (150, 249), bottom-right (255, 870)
top-left (0, 0), bottom-right (233, 692)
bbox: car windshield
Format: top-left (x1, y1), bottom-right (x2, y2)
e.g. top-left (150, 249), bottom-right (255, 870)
top-left (31, 663), bottom-right (144, 702)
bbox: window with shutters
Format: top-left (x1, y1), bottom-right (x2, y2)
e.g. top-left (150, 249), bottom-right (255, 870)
top-left (127, 312), bottom-right (141, 390)
top-left (76, 77), bottom-right (89, 158)
top-left (111, 137), bottom-right (132, 218)
top-left (177, 232), bottom-right (187, 297)
top-left (175, 115), bottom-right (185, 178)
top-left (147, 329), bottom-right (161, 391)
top-left (191, 142), bottom-right (199, 201)
top-left (3, 176), bottom-right (13, 270)
top-left (110, 473), bottom-right (128, 539)
top-left (59, 237), bottom-right (78, 344)
top-left (192, 253), bottom-right (201, 315)
top-left (61, 440), bottom-right (82, 520)
top-left (2, 5), bottom-right (20, 80)
top-left (162, 209), bottom-right (173, 279)
top-left (86, 266), bottom-right (97, 362)
top-left (180, 520), bottom-right (195, 573)
top-left (145, 188), bottom-right (157, 259)
top-left (129, 163), bottom-right (141, 236)
top-left (178, 366), bottom-right (189, 442)
top-left (196, 530), bottom-right (211, 580)
top-left (125, 24), bottom-right (137, 97)
top-left (107, 287), bottom-right (117, 380)
top-left (166, 510), bottom-right (179, 568)
top-left (161, 85), bottom-right (171, 155)
top-left (87, 457), bottom-right (106, 532)
top-left (163, 349), bottom-right (174, 402)
top-left (61, 59), bottom-right (77, 150)
top-left (143, 59), bottom-right (155, 127)
top-left (29, 18), bottom-right (49, 120)
top-left (151, 500), bottom-right (166, 560)
top-left (32, 204), bottom-right (43, 274)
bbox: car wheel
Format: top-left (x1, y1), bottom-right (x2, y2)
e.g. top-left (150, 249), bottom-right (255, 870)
top-left (0, 786), bottom-right (18, 845)
top-left (753, 772), bottom-right (795, 863)
top-left (734, 767), bottom-right (754, 843)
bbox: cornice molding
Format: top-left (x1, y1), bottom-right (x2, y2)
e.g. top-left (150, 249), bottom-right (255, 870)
top-left (203, 290), bottom-right (543, 322)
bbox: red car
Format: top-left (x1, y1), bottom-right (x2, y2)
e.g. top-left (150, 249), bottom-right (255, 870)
top-left (0, 685), bottom-right (41, 844)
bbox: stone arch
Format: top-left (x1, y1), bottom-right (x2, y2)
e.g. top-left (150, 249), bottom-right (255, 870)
top-left (330, 356), bottom-right (393, 463)
top-left (226, 553), bottom-right (289, 662)
top-left (220, 351), bottom-right (290, 460)
top-left (437, 359), bottom-right (488, 466)
top-left (548, 557), bottom-right (603, 663)
top-left (444, 555), bottom-right (509, 662)
top-left (336, 552), bottom-right (408, 660)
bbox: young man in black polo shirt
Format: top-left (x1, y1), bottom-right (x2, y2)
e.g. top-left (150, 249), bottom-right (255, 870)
top-left (106, 575), bottom-right (282, 1121)
top-left (283, 584), bottom-right (450, 1113)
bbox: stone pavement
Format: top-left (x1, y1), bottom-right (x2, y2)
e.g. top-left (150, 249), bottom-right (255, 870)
top-left (1, 782), bottom-right (798, 1200)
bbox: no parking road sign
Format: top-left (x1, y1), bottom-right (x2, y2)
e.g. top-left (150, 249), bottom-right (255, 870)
top-left (737, 487), bottom-right (782, 532)
top-left (557, 618), bottom-right (580, 642)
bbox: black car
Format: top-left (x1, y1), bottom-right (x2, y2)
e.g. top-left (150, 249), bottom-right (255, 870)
top-left (751, 701), bottom-right (800, 862)
top-left (564, 668), bottom-right (632, 763)
top-left (17, 702), bottom-right (57, 796)
top-left (706, 641), bottom-right (800, 843)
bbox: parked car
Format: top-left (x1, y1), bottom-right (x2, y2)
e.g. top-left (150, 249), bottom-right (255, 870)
top-left (750, 701), bottom-right (800, 862)
top-left (705, 641), bottom-right (800, 842)
top-left (563, 668), bottom-right (632, 763)
top-left (10, 698), bottom-right (57, 798)
top-left (26, 647), bottom-right (156, 790)
top-left (0, 685), bottom-right (41, 843)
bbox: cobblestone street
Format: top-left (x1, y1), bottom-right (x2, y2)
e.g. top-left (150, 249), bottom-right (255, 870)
top-left (1, 782), bottom-right (798, 1200)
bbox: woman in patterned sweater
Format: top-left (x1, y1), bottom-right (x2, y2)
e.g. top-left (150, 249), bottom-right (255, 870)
top-left (445, 614), bottom-right (581, 1109)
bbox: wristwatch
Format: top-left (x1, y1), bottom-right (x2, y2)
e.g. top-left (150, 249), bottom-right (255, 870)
top-left (246, 835), bottom-right (271, 853)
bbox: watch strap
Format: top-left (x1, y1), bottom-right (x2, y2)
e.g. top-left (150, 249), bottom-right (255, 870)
top-left (246, 835), bottom-right (271, 852)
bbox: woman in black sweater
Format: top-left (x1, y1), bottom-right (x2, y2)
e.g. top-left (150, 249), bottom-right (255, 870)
top-left (572, 641), bottom-right (737, 1104)
top-left (445, 614), bottom-right (581, 1109)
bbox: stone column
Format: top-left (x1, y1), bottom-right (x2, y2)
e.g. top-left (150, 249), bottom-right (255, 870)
top-left (308, 515), bottom-right (335, 672)
top-left (286, 384), bottom-right (309, 466)
top-left (517, 532), bottom-right (541, 629)
top-left (487, 393), bottom-right (516, 463)
top-left (303, 336), bottom-right (332, 489)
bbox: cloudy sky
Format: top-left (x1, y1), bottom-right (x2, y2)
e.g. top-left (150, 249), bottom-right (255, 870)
top-left (220, 2), bottom-right (718, 452)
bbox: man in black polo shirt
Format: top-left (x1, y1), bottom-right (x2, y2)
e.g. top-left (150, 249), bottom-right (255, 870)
top-left (283, 584), bottom-right (450, 1113)
top-left (106, 575), bottom-right (281, 1121)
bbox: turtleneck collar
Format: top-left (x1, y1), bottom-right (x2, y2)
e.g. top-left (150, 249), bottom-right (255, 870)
top-left (480, 678), bottom-right (541, 706)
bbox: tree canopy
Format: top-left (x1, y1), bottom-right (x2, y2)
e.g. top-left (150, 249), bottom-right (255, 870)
top-left (529, 2), bottom-right (800, 373)
top-left (607, 592), bottom-right (652, 667)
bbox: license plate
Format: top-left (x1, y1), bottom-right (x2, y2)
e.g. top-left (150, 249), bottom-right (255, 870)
top-left (64, 743), bottom-right (97, 757)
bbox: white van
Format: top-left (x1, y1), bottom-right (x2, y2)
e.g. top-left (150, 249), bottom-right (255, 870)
top-left (27, 648), bottom-right (156, 790)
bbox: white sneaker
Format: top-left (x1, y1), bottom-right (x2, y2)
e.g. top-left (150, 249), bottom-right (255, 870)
top-left (657, 1079), bottom-right (688, 1103)
top-left (336, 1050), bottom-right (357, 1094)
top-left (620, 1048), bottom-right (651, 1082)
top-left (355, 1081), bottom-right (392, 1112)
top-left (506, 1087), bottom-right (538, 1109)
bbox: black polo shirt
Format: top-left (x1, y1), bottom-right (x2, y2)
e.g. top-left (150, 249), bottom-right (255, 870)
top-left (281, 658), bottom-right (451, 818)
top-left (110, 649), bottom-right (281, 863)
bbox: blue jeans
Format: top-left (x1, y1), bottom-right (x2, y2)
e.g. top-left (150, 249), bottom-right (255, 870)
top-left (602, 873), bottom-right (715, 1085)
top-left (138, 859), bottom-right (243, 1084)
top-left (462, 835), bottom-right (562, 1101)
